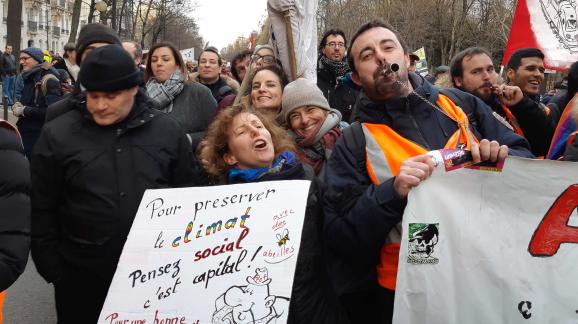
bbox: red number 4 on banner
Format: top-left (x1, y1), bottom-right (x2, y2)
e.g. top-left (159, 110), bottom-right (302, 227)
top-left (528, 184), bottom-right (578, 257)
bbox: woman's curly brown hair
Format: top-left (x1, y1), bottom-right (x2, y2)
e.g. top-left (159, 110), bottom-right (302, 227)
top-left (199, 104), bottom-right (296, 179)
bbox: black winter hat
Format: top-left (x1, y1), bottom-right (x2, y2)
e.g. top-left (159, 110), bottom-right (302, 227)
top-left (79, 45), bottom-right (142, 92)
top-left (75, 23), bottom-right (121, 65)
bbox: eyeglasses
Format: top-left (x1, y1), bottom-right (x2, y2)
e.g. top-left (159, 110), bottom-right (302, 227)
top-left (19, 56), bottom-right (32, 62)
top-left (326, 42), bottom-right (345, 49)
top-left (251, 54), bottom-right (276, 65)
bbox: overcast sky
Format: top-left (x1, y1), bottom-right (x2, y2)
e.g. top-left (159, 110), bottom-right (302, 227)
top-left (193, 0), bottom-right (268, 50)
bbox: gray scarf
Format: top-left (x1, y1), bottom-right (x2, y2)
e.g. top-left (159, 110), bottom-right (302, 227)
top-left (320, 55), bottom-right (350, 79)
top-left (146, 69), bottom-right (185, 113)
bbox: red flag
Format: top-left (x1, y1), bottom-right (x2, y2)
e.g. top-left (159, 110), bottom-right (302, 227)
top-left (248, 33), bottom-right (255, 51)
top-left (503, 0), bottom-right (578, 71)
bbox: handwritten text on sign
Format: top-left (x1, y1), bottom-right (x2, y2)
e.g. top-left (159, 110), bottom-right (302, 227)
top-left (98, 180), bottom-right (311, 324)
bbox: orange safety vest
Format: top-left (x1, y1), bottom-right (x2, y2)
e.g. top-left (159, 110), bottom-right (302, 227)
top-left (363, 94), bottom-right (479, 290)
top-left (0, 291), bottom-right (4, 323)
top-left (501, 105), bottom-right (525, 137)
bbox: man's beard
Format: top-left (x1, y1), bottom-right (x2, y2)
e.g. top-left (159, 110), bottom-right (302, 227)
top-left (372, 62), bottom-right (409, 98)
top-left (471, 81), bottom-right (495, 104)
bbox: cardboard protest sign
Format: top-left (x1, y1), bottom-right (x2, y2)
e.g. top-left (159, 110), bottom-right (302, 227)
top-left (98, 180), bottom-right (311, 324)
top-left (413, 47), bottom-right (428, 76)
top-left (393, 157), bottom-right (578, 323)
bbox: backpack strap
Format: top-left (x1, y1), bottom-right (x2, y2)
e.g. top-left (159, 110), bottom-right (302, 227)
top-left (41, 73), bottom-right (60, 97)
top-left (341, 121), bottom-right (368, 177)
top-left (439, 88), bottom-right (478, 129)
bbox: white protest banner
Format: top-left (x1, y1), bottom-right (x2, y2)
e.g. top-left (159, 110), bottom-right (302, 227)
top-left (98, 180), bottom-right (311, 324)
top-left (394, 157), bottom-right (578, 323)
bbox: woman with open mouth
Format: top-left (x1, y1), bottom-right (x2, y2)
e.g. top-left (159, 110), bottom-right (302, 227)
top-left (281, 78), bottom-right (346, 179)
top-left (199, 104), bottom-right (348, 324)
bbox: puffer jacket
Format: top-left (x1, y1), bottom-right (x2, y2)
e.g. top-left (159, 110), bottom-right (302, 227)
top-left (0, 121), bottom-right (30, 291)
top-left (31, 89), bottom-right (201, 283)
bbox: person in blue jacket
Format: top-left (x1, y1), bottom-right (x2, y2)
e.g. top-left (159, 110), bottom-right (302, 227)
top-left (12, 47), bottom-right (62, 158)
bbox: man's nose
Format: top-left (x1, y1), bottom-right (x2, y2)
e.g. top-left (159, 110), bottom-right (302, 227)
top-left (375, 49), bottom-right (387, 65)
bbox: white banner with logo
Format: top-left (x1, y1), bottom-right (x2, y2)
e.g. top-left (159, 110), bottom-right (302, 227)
top-left (393, 157), bottom-right (578, 323)
top-left (98, 180), bottom-right (310, 324)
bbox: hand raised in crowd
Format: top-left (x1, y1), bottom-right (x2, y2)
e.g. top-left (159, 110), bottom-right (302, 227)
top-left (393, 154), bottom-right (436, 198)
top-left (471, 139), bottom-right (509, 163)
top-left (493, 84), bottom-right (524, 107)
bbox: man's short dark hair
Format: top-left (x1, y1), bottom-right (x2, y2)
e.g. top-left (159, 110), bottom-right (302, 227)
top-left (506, 48), bottom-right (544, 71)
top-left (450, 47), bottom-right (492, 79)
top-left (231, 50), bottom-right (252, 82)
top-left (319, 29), bottom-right (347, 52)
top-left (199, 46), bottom-right (222, 66)
top-left (347, 20), bottom-right (408, 74)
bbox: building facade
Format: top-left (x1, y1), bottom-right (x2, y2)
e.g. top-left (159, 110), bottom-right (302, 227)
top-left (1, 0), bottom-right (91, 54)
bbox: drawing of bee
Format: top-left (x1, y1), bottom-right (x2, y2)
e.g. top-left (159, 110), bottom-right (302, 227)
top-left (276, 229), bottom-right (290, 246)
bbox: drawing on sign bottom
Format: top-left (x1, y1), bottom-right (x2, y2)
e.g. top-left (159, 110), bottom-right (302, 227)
top-left (518, 301), bottom-right (532, 319)
top-left (212, 267), bottom-right (290, 324)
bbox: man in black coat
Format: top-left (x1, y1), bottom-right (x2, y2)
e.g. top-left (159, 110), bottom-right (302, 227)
top-left (1, 45), bottom-right (17, 106)
top-left (45, 23), bottom-right (122, 122)
top-left (31, 45), bottom-right (199, 323)
top-left (13, 47), bottom-right (62, 159)
top-left (317, 29), bottom-right (359, 122)
top-left (504, 48), bottom-right (561, 157)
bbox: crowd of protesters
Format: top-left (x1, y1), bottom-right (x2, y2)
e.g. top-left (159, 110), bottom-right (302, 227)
top-left (0, 18), bottom-right (576, 324)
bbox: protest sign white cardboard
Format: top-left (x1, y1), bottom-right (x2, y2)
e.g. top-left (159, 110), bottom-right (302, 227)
top-left (394, 157), bottom-right (578, 324)
top-left (98, 180), bottom-right (311, 324)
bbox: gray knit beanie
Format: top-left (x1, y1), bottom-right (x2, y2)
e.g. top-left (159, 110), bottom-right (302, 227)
top-left (282, 78), bottom-right (330, 124)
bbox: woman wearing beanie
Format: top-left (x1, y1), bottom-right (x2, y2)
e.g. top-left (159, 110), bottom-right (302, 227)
top-left (242, 64), bottom-right (288, 121)
top-left (282, 78), bottom-right (346, 178)
top-left (200, 105), bottom-right (348, 324)
top-left (145, 42), bottom-right (217, 150)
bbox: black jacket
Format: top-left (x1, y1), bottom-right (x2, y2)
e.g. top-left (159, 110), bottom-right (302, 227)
top-left (31, 90), bottom-right (200, 283)
top-left (229, 162), bottom-right (348, 324)
top-left (203, 77), bottom-right (235, 104)
top-left (323, 73), bottom-right (533, 296)
top-left (150, 83), bottom-right (217, 149)
top-left (17, 64), bottom-right (63, 158)
top-left (0, 122), bottom-right (30, 291)
top-left (506, 94), bottom-right (561, 157)
top-left (317, 59), bottom-right (359, 123)
top-left (1, 53), bottom-right (17, 76)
